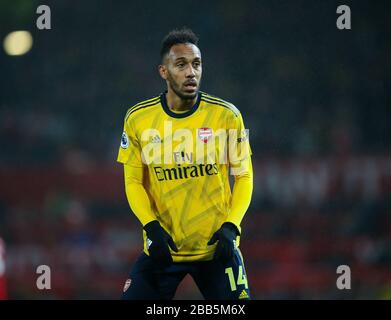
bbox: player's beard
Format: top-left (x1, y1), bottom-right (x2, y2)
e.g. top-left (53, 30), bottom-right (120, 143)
top-left (167, 72), bottom-right (200, 101)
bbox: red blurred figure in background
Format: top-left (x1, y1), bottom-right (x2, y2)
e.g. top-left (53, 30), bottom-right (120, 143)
top-left (0, 237), bottom-right (7, 299)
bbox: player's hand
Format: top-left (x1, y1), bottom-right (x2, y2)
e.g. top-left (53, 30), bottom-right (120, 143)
top-left (207, 222), bottom-right (239, 262)
top-left (143, 220), bottom-right (178, 267)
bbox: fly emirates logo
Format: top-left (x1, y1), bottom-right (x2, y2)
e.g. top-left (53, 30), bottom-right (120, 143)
top-left (154, 162), bottom-right (219, 181)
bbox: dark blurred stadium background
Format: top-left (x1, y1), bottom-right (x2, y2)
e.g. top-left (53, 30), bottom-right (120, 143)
top-left (0, 0), bottom-right (390, 299)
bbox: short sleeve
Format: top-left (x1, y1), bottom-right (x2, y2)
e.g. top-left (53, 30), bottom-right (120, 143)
top-left (228, 112), bottom-right (252, 175)
top-left (117, 117), bottom-right (143, 167)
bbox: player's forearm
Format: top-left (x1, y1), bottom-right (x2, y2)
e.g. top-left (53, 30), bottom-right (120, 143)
top-left (124, 164), bottom-right (157, 226)
top-left (226, 159), bottom-right (253, 233)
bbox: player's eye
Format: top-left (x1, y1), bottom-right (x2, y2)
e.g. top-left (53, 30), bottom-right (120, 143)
top-left (177, 63), bottom-right (185, 68)
top-left (193, 62), bottom-right (201, 68)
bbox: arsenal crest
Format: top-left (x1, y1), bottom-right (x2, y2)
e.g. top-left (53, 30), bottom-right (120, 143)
top-left (198, 127), bottom-right (212, 143)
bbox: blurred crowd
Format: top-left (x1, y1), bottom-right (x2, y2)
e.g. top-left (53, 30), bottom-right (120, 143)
top-left (0, 0), bottom-right (390, 299)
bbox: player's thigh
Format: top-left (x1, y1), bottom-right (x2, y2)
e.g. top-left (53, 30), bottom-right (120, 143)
top-left (121, 253), bottom-right (186, 300)
top-left (121, 253), bottom-right (160, 300)
top-left (192, 248), bottom-right (251, 300)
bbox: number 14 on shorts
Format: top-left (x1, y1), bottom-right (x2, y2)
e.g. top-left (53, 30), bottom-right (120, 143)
top-left (225, 266), bottom-right (248, 291)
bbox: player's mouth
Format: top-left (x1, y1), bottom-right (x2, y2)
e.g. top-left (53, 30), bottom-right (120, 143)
top-left (183, 81), bottom-right (197, 92)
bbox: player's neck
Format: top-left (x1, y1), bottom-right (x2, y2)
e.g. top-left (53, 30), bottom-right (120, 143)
top-left (166, 89), bottom-right (197, 112)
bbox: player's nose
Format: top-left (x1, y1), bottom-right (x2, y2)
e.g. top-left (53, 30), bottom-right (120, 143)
top-left (185, 65), bottom-right (196, 78)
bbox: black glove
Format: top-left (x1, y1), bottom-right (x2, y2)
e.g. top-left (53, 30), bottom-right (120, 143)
top-left (207, 222), bottom-right (240, 262)
top-left (144, 220), bottom-right (178, 267)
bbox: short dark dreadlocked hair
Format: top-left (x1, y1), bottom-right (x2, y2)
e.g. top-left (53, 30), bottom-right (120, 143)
top-left (160, 27), bottom-right (199, 62)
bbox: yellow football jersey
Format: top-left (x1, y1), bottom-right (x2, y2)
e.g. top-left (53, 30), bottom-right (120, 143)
top-left (117, 91), bottom-right (252, 262)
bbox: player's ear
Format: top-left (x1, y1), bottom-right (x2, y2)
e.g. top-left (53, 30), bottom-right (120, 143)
top-left (158, 64), bottom-right (168, 80)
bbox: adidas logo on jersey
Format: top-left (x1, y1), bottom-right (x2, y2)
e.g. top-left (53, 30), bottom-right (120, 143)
top-left (239, 289), bottom-right (249, 299)
top-left (151, 135), bottom-right (162, 143)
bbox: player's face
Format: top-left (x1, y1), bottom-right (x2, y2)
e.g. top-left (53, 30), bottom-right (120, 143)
top-left (161, 43), bottom-right (202, 100)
